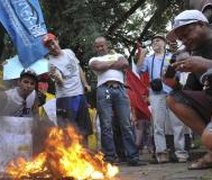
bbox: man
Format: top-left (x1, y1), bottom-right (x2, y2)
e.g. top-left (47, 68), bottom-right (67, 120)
top-left (137, 35), bottom-right (189, 163)
top-left (0, 69), bottom-right (55, 154)
top-left (0, 69), bottom-right (40, 170)
top-left (166, 9), bottom-right (212, 169)
top-left (167, 0), bottom-right (212, 47)
top-left (184, 0), bottom-right (212, 23)
top-left (43, 33), bottom-right (92, 141)
top-left (0, 69), bottom-right (38, 116)
top-left (89, 36), bottom-right (142, 166)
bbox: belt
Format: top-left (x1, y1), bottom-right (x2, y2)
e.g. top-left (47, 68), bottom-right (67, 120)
top-left (105, 81), bottom-right (121, 89)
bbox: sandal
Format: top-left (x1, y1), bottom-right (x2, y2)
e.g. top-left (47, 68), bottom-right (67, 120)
top-left (188, 152), bottom-right (212, 170)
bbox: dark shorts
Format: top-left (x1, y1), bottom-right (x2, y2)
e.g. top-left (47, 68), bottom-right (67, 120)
top-left (56, 95), bottom-right (93, 136)
top-left (170, 90), bottom-right (212, 125)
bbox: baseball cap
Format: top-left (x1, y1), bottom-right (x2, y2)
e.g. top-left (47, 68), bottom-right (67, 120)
top-left (152, 34), bottom-right (166, 42)
top-left (167, 10), bottom-right (209, 40)
top-left (20, 69), bottom-right (38, 82)
top-left (42, 33), bottom-right (56, 45)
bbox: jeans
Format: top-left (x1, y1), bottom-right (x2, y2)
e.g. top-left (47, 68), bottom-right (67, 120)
top-left (97, 83), bottom-right (138, 161)
top-left (150, 93), bottom-right (188, 159)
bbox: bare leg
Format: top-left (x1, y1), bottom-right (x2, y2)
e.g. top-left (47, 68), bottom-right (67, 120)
top-left (202, 122), bottom-right (212, 151)
top-left (167, 96), bottom-right (212, 169)
top-left (167, 96), bottom-right (206, 136)
top-left (202, 131), bottom-right (212, 150)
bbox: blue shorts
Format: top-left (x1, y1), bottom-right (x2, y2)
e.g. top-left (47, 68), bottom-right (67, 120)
top-left (56, 95), bottom-right (92, 136)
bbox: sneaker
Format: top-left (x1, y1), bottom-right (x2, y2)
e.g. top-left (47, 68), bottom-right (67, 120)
top-left (104, 157), bottom-right (123, 165)
top-left (156, 153), bottom-right (169, 163)
top-left (104, 157), bottom-right (117, 164)
top-left (178, 157), bottom-right (188, 163)
top-left (176, 153), bottom-right (188, 163)
top-left (127, 159), bottom-right (147, 166)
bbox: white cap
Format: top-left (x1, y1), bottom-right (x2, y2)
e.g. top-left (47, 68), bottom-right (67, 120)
top-left (167, 10), bottom-right (209, 40)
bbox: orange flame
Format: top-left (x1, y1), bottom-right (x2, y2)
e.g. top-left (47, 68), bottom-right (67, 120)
top-left (6, 126), bottom-right (119, 179)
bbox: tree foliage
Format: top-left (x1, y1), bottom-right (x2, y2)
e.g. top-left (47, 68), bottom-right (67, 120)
top-left (0, 0), bottom-right (185, 65)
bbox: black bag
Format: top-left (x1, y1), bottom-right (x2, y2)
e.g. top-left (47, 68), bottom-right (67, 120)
top-left (150, 78), bottom-right (163, 92)
top-left (150, 53), bottom-right (165, 92)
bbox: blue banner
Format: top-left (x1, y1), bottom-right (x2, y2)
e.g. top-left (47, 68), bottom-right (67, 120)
top-left (0, 0), bottom-right (48, 68)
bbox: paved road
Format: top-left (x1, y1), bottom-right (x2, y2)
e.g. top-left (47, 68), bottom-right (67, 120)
top-left (116, 150), bottom-right (212, 180)
top-left (117, 162), bottom-right (212, 180)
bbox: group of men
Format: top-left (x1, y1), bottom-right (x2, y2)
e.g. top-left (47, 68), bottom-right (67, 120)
top-left (1, 0), bottom-right (212, 171)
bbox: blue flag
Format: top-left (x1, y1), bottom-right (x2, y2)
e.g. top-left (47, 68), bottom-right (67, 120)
top-left (0, 0), bottom-right (48, 68)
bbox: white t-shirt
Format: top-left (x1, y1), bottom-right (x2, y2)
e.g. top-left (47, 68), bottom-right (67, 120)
top-left (2, 88), bottom-right (36, 117)
top-left (89, 53), bottom-right (125, 87)
top-left (49, 49), bottom-right (84, 98)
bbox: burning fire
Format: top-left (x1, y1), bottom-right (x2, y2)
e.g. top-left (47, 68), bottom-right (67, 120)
top-left (6, 126), bottom-right (119, 179)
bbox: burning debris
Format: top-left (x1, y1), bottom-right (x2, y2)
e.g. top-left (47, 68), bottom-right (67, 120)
top-left (5, 126), bottom-right (119, 179)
